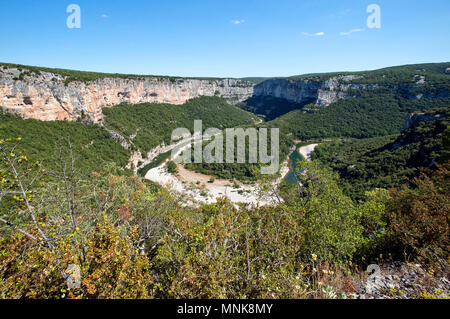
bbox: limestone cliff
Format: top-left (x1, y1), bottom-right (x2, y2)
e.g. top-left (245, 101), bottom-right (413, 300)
top-left (0, 66), bottom-right (254, 122)
top-left (2, 63), bottom-right (448, 123)
top-left (252, 75), bottom-right (420, 107)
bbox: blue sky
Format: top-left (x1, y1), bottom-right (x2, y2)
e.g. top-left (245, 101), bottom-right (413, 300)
top-left (0, 0), bottom-right (449, 77)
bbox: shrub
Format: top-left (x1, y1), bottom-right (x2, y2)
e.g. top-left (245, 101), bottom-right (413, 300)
top-left (294, 161), bottom-right (366, 262)
top-left (385, 163), bottom-right (449, 269)
top-left (154, 200), bottom-right (306, 298)
top-left (166, 160), bottom-right (178, 174)
top-left (0, 216), bottom-right (152, 299)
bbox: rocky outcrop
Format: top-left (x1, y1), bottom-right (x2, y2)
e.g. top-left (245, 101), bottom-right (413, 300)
top-left (105, 128), bottom-right (132, 150)
top-left (0, 66), bottom-right (254, 122)
top-left (353, 262), bottom-right (449, 299)
top-left (403, 112), bottom-right (446, 130)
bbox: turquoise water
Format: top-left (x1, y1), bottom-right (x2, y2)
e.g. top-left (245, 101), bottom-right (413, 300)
top-left (284, 149), bottom-right (304, 184)
top-left (137, 150), bottom-right (172, 177)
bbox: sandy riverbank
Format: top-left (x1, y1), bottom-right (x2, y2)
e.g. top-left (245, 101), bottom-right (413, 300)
top-left (143, 140), bottom-right (311, 206)
top-left (299, 144), bottom-right (318, 161)
top-left (144, 140), bottom-right (281, 206)
top-left (145, 163), bottom-right (279, 206)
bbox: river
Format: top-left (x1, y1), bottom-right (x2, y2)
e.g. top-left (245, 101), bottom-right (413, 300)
top-left (284, 145), bottom-right (305, 184)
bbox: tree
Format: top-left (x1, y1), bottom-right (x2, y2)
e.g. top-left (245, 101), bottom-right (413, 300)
top-left (293, 161), bottom-right (366, 262)
top-left (0, 137), bottom-right (172, 298)
top-left (166, 160), bottom-right (178, 174)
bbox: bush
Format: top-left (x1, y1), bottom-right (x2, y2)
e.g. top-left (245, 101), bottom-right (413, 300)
top-left (0, 216), bottom-right (152, 299)
top-left (294, 161), bottom-right (367, 262)
top-left (385, 163), bottom-right (449, 269)
top-left (166, 161), bottom-right (178, 174)
top-left (154, 200), bottom-right (306, 298)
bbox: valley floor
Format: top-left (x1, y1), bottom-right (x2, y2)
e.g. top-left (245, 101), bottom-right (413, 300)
top-left (142, 142), bottom-right (320, 206)
top-left (145, 164), bottom-right (280, 206)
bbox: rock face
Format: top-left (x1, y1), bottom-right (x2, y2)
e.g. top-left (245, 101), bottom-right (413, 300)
top-left (0, 66), bottom-right (254, 122)
top-left (253, 75), bottom-right (383, 106)
top-left (252, 74), bottom-right (450, 107)
top-left (2, 64), bottom-right (448, 123)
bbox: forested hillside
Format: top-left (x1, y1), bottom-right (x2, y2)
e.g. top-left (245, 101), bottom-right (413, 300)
top-left (103, 96), bottom-right (259, 156)
top-left (0, 111), bottom-right (130, 174)
top-left (286, 62), bottom-right (450, 86)
top-left (269, 93), bottom-right (449, 140)
top-left (242, 63), bottom-right (450, 139)
top-left (0, 96), bottom-right (259, 180)
top-left (184, 132), bottom-right (292, 182)
top-left (312, 107), bottom-right (449, 200)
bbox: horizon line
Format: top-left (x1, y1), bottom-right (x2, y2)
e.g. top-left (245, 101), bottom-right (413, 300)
top-left (1, 60), bottom-right (449, 80)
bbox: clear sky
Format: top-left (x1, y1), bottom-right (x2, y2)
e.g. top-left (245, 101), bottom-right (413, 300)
top-left (0, 0), bottom-right (449, 77)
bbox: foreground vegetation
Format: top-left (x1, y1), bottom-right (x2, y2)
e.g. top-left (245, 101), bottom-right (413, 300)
top-left (0, 135), bottom-right (448, 298)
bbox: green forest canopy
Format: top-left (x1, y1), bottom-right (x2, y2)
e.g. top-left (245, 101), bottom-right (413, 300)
top-left (103, 96), bottom-right (259, 156)
top-left (312, 107), bottom-right (449, 200)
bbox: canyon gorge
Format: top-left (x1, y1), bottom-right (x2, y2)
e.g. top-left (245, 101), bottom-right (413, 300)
top-left (1, 63), bottom-right (447, 123)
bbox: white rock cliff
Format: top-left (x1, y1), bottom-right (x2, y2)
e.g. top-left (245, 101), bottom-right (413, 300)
top-left (0, 66), bottom-right (254, 122)
top-left (2, 66), bottom-right (443, 123)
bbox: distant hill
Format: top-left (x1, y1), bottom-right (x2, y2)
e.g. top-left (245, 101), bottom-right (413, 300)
top-left (283, 62), bottom-right (450, 83)
top-left (0, 62), bottom-right (225, 83)
top-left (261, 63), bottom-right (449, 139)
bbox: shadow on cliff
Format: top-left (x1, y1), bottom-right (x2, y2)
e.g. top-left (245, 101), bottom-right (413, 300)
top-left (238, 95), bottom-right (315, 121)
